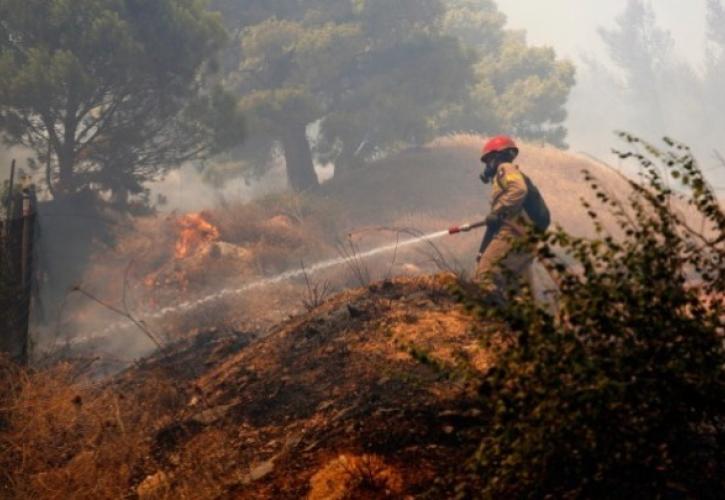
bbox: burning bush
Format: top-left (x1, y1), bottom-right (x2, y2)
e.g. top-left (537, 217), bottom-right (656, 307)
top-left (453, 135), bottom-right (725, 498)
top-left (175, 212), bottom-right (221, 260)
top-left (136, 196), bottom-right (337, 293)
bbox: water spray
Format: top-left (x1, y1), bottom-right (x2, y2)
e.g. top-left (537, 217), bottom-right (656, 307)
top-left (76, 228), bottom-right (457, 344)
top-left (146, 229), bottom-right (452, 319)
top-left (69, 220), bottom-right (491, 346)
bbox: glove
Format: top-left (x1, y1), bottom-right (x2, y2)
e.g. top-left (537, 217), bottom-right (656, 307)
top-left (485, 212), bottom-right (502, 226)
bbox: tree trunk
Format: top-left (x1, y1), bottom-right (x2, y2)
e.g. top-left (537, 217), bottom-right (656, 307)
top-left (53, 129), bottom-right (77, 197)
top-left (56, 154), bottom-right (75, 196)
top-left (334, 141), bottom-right (367, 177)
top-left (281, 125), bottom-right (319, 192)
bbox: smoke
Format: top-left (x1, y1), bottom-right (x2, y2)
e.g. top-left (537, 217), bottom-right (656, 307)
top-left (0, 146), bottom-right (33, 180)
top-left (17, 0), bottom-right (725, 369)
top-left (149, 160), bottom-right (335, 213)
top-left (498, 0), bottom-right (725, 187)
top-left (150, 163), bottom-right (288, 213)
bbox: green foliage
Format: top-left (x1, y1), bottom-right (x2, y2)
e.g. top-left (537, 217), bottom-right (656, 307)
top-left (0, 0), bottom-right (244, 207)
top-left (215, 0), bottom-right (471, 189)
top-left (441, 0), bottom-right (576, 146)
top-left (456, 135), bottom-right (724, 498)
top-left (212, 0), bottom-right (576, 189)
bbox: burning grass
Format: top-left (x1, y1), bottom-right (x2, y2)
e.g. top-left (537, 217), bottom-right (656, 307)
top-left (48, 192), bottom-right (348, 356)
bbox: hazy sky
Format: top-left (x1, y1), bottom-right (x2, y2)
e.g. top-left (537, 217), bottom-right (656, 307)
top-left (496, 0), bottom-right (708, 68)
top-left (495, 0), bottom-right (721, 172)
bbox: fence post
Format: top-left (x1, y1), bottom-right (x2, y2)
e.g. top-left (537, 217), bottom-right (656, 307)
top-left (5, 159), bottom-right (15, 239)
top-left (0, 165), bottom-right (35, 366)
top-left (17, 184), bottom-right (36, 364)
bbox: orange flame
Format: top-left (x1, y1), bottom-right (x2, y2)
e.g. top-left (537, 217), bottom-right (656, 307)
top-left (175, 212), bottom-right (220, 260)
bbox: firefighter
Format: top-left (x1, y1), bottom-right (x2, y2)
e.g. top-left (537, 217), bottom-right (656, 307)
top-left (475, 135), bottom-right (534, 304)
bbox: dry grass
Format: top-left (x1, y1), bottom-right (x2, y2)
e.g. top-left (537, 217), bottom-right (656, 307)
top-left (0, 356), bottom-right (192, 499)
top-left (308, 454), bottom-right (404, 500)
top-left (0, 361), bottom-right (134, 498)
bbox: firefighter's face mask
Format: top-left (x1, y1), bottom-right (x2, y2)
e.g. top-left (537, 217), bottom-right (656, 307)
top-left (480, 154), bottom-right (501, 184)
top-left (480, 150), bottom-right (516, 184)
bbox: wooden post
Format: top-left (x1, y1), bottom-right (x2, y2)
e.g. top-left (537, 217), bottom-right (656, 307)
top-left (5, 159), bottom-right (15, 238)
top-left (0, 168), bottom-right (34, 365)
top-left (21, 187), bottom-right (34, 290)
top-left (16, 185), bottom-right (35, 365)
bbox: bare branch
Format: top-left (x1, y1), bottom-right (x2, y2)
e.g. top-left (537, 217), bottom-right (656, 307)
top-left (71, 284), bottom-right (163, 350)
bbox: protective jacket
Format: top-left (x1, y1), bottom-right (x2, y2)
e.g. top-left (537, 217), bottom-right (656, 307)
top-left (479, 162), bottom-right (528, 253)
top-left (476, 162), bottom-right (534, 296)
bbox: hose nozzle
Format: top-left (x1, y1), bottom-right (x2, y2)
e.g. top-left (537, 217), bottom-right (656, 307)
top-left (449, 223), bottom-right (472, 235)
top-left (448, 220), bottom-right (488, 235)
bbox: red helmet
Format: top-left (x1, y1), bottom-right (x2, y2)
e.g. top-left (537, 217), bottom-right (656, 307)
top-left (481, 135), bottom-right (518, 161)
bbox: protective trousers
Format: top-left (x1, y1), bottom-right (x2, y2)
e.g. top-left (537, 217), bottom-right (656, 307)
top-left (475, 227), bottom-right (533, 301)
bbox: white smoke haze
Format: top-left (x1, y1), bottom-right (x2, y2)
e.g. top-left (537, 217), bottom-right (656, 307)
top-left (498, 0), bottom-right (725, 187)
top-left (497, 0), bottom-right (706, 65)
top-left (150, 163), bottom-right (288, 213)
top-left (9, 0), bottom-right (723, 367)
top-left (151, 0), bottom-right (723, 209)
top-left (150, 161), bottom-right (335, 213)
top-left (0, 145), bottom-right (33, 180)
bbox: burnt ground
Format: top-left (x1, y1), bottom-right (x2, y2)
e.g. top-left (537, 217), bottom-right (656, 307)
top-left (120, 275), bottom-right (491, 498)
top-left (2, 275), bottom-right (495, 499)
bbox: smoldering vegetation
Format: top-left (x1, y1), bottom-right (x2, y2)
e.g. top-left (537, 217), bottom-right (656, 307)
top-left (1, 1), bottom-right (724, 498)
top-left (0, 0), bottom-right (720, 364)
top-left (0, 0), bottom-right (578, 362)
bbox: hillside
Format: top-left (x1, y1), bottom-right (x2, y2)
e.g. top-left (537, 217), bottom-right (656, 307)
top-left (4, 275), bottom-right (494, 498)
top-left (47, 135), bottom-right (639, 363)
top-left (322, 134), bottom-right (634, 238)
top-left (12, 135), bottom-right (681, 497)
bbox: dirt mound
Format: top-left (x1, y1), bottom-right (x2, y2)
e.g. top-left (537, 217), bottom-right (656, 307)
top-left (5, 276), bottom-right (494, 498)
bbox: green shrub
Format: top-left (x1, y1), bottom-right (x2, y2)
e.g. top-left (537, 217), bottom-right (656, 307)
top-left (457, 134), bottom-right (724, 498)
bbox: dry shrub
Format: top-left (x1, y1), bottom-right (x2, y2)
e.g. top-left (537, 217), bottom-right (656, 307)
top-left (0, 360), bottom-right (185, 499)
top-left (208, 192), bottom-right (342, 249)
top-left (308, 454), bottom-right (404, 500)
top-left (172, 429), bottom-right (234, 499)
top-left (200, 193), bottom-right (344, 278)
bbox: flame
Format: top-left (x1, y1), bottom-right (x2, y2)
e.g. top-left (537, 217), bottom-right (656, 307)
top-left (175, 212), bottom-right (220, 260)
